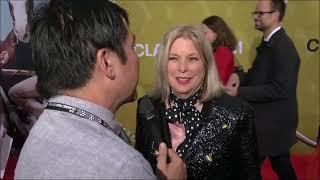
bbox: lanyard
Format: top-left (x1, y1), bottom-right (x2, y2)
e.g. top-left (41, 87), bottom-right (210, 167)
top-left (44, 102), bottom-right (114, 132)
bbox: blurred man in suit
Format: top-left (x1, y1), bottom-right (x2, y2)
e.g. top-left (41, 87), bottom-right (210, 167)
top-left (225, 0), bottom-right (300, 179)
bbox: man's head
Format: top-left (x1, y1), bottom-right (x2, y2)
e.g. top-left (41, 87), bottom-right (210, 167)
top-left (253, 0), bottom-right (286, 32)
top-left (31, 0), bottom-right (139, 106)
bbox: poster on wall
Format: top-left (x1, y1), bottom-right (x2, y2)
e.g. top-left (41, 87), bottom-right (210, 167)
top-left (0, 0), bottom-right (43, 153)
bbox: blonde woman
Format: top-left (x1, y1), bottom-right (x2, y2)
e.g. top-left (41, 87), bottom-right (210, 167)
top-left (135, 25), bottom-right (261, 180)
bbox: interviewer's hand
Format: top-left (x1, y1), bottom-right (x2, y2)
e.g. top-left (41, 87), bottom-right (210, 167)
top-left (156, 142), bottom-right (187, 180)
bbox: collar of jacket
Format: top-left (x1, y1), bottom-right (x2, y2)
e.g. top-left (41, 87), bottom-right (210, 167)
top-left (261, 28), bottom-right (286, 48)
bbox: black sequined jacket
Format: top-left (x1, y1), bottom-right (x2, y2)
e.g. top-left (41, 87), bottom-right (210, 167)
top-left (135, 94), bottom-right (261, 180)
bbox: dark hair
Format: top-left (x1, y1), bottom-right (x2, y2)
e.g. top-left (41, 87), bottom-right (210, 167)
top-left (202, 15), bottom-right (237, 52)
top-left (271, 0), bottom-right (286, 21)
top-left (30, 0), bottom-right (129, 98)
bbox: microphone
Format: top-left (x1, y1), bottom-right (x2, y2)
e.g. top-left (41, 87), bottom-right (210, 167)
top-left (138, 96), bottom-right (172, 155)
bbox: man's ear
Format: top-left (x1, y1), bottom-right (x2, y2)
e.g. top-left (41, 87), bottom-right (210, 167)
top-left (96, 48), bottom-right (115, 80)
top-left (274, 11), bottom-right (281, 21)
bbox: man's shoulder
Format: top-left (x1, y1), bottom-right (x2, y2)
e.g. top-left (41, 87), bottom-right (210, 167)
top-left (16, 111), bottom-right (153, 179)
top-left (97, 135), bottom-right (154, 178)
top-left (272, 28), bottom-right (294, 46)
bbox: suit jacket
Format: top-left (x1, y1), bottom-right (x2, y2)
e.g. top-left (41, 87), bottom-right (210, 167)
top-left (238, 28), bottom-right (300, 156)
top-left (135, 94), bottom-right (261, 180)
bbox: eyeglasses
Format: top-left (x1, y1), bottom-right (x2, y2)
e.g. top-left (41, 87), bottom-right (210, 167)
top-left (251, 11), bottom-right (275, 17)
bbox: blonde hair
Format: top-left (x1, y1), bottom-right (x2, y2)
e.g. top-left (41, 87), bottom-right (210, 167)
top-left (150, 25), bottom-right (223, 103)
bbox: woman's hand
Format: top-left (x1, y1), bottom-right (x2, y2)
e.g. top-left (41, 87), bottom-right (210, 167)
top-left (223, 73), bottom-right (240, 96)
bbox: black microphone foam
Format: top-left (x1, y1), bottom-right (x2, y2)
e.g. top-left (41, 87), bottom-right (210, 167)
top-left (138, 97), bottom-right (156, 120)
top-left (138, 97), bottom-right (172, 148)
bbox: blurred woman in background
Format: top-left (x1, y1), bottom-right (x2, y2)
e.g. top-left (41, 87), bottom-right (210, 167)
top-left (202, 15), bottom-right (238, 85)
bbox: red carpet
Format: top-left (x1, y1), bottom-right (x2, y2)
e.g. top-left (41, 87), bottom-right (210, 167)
top-left (261, 153), bottom-right (319, 180)
top-left (1, 153), bottom-right (319, 180)
top-left (1, 155), bottom-right (17, 180)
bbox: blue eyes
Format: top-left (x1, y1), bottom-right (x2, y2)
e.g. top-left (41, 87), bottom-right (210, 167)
top-left (168, 57), bottom-right (198, 61)
top-left (169, 57), bottom-right (177, 61)
top-left (190, 57), bottom-right (198, 61)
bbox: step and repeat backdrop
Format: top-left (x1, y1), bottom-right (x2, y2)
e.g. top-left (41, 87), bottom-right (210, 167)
top-left (0, 0), bottom-right (319, 153)
top-left (114, 0), bottom-right (319, 153)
